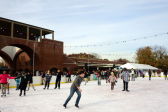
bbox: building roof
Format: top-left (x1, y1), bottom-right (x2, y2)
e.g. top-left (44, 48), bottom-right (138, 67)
top-left (0, 17), bottom-right (54, 33)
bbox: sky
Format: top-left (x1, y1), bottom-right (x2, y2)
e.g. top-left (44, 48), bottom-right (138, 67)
top-left (1, 0), bottom-right (168, 61)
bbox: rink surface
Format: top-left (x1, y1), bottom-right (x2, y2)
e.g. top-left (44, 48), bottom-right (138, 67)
top-left (0, 77), bottom-right (168, 112)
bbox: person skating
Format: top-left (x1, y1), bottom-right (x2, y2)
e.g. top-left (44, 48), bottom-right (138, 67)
top-left (41, 72), bottom-right (45, 85)
top-left (0, 71), bottom-right (15, 97)
top-left (148, 70), bottom-right (152, 81)
top-left (14, 72), bottom-right (20, 90)
top-left (108, 72), bottom-right (117, 90)
top-left (27, 72), bottom-right (36, 91)
top-left (63, 71), bottom-right (85, 108)
top-left (67, 72), bottom-right (71, 82)
top-left (131, 68), bottom-right (135, 81)
top-left (121, 68), bottom-right (130, 92)
top-left (54, 70), bottom-right (62, 89)
top-left (19, 72), bottom-right (28, 96)
top-left (163, 69), bottom-right (168, 80)
top-left (7, 77), bottom-right (10, 94)
top-left (15, 73), bottom-right (21, 90)
top-left (44, 71), bottom-right (52, 89)
top-left (84, 72), bottom-right (89, 85)
top-left (96, 71), bottom-right (101, 86)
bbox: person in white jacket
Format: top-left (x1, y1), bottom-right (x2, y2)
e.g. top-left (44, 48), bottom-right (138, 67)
top-left (121, 68), bottom-right (130, 92)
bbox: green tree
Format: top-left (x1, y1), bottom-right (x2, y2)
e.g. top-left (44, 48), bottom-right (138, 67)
top-left (136, 46), bottom-right (155, 66)
top-left (136, 46), bottom-right (168, 69)
top-left (153, 46), bottom-right (168, 69)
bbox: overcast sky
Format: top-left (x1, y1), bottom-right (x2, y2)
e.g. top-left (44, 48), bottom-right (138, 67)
top-left (1, 0), bottom-right (168, 61)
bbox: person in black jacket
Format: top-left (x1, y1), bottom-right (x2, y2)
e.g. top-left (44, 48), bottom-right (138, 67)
top-left (44, 71), bottom-right (52, 89)
top-left (19, 72), bottom-right (28, 96)
top-left (163, 69), bottom-right (168, 80)
top-left (148, 70), bottom-right (152, 81)
top-left (27, 72), bottom-right (36, 91)
top-left (54, 69), bottom-right (63, 89)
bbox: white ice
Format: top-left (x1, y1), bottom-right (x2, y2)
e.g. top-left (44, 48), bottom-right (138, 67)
top-left (0, 77), bottom-right (168, 112)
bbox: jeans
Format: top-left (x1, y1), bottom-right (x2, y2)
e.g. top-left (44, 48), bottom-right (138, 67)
top-left (68, 77), bottom-right (71, 82)
top-left (64, 87), bottom-right (81, 106)
top-left (98, 77), bottom-right (101, 85)
top-left (149, 75), bottom-right (151, 80)
top-left (123, 80), bottom-right (128, 91)
top-left (44, 81), bottom-right (50, 89)
top-left (55, 79), bottom-right (61, 89)
top-left (111, 82), bottom-right (115, 90)
top-left (165, 75), bottom-right (168, 80)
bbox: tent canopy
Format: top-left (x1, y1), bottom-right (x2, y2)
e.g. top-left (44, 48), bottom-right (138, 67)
top-left (120, 63), bottom-right (158, 70)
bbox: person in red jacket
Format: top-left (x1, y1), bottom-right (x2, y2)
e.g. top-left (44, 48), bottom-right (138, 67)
top-left (0, 71), bottom-right (15, 97)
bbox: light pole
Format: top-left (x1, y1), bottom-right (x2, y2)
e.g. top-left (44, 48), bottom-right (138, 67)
top-left (33, 43), bottom-right (36, 76)
top-left (87, 54), bottom-right (89, 72)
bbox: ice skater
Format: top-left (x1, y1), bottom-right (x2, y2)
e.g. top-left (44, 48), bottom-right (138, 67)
top-left (54, 69), bottom-right (62, 89)
top-left (67, 72), bottom-right (72, 82)
top-left (19, 72), bottom-right (28, 96)
top-left (44, 71), bottom-right (52, 89)
top-left (131, 68), bottom-right (135, 81)
top-left (63, 71), bottom-right (85, 108)
top-left (148, 70), bottom-right (152, 81)
top-left (163, 69), bottom-right (167, 80)
top-left (41, 72), bottom-right (46, 85)
top-left (15, 75), bottom-right (21, 90)
top-left (0, 71), bottom-right (15, 97)
top-left (96, 71), bottom-right (101, 86)
top-left (27, 72), bottom-right (36, 91)
top-left (84, 72), bottom-right (89, 85)
top-left (14, 72), bottom-right (21, 90)
top-left (121, 68), bottom-right (130, 92)
top-left (108, 72), bottom-right (117, 90)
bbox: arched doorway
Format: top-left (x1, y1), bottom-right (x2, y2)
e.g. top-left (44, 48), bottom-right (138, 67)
top-left (0, 44), bottom-right (40, 72)
top-left (14, 50), bottom-right (32, 71)
top-left (0, 50), bottom-right (14, 68)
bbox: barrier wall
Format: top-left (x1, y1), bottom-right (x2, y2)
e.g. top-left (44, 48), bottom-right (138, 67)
top-left (8, 72), bottom-right (165, 88)
top-left (9, 75), bottom-right (77, 88)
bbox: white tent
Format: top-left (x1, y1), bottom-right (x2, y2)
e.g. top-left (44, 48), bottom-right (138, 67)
top-left (120, 63), bottom-right (158, 70)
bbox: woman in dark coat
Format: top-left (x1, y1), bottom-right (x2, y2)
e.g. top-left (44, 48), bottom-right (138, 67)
top-left (54, 70), bottom-right (63, 89)
top-left (19, 72), bottom-right (28, 96)
top-left (27, 72), bottom-right (36, 91)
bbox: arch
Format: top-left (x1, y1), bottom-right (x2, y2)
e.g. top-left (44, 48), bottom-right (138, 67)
top-left (0, 35), bottom-right (64, 72)
top-left (2, 44), bottom-right (40, 66)
top-left (9, 44), bottom-right (37, 60)
top-left (13, 49), bottom-right (25, 64)
top-left (0, 50), bottom-right (14, 69)
top-left (0, 43), bottom-right (40, 71)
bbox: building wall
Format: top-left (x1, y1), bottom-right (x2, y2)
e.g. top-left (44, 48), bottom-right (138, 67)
top-left (0, 35), bottom-right (64, 72)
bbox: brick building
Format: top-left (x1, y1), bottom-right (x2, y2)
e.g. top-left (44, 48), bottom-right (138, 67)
top-left (0, 17), bottom-right (63, 72)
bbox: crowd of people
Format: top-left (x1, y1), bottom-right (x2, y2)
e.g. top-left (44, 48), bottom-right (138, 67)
top-left (0, 69), bottom-right (72, 97)
top-left (0, 68), bottom-right (168, 108)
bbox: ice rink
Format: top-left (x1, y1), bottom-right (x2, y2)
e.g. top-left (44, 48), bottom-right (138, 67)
top-left (0, 77), bottom-right (168, 112)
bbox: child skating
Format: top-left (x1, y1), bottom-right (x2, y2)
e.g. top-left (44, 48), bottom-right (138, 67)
top-left (44, 71), bottom-right (52, 89)
top-left (108, 72), bottom-right (117, 90)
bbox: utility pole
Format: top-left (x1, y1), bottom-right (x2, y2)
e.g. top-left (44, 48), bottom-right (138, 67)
top-left (33, 43), bottom-right (36, 76)
top-left (87, 54), bottom-right (89, 72)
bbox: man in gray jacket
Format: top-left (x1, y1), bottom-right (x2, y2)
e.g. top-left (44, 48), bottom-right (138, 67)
top-left (121, 68), bottom-right (130, 92)
top-left (63, 71), bottom-right (85, 108)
